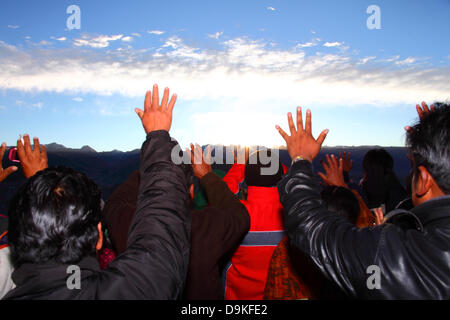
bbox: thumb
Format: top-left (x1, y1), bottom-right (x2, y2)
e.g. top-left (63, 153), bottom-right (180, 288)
top-left (317, 172), bottom-right (327, 183)
top-left (135, 108), bottom-right (144, 119)
top-left (3, 166), bottom-right (18, 178)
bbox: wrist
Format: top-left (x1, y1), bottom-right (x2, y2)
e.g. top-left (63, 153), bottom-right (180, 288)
top-left (291, 155), bottom-right (312, 165)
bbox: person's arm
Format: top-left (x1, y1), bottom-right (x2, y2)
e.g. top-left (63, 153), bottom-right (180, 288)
top-left (190, 144), bottom-right (250, 248)
top-left (353, 189), bottom-right (376, 228)
top-left (276, 107), bottom-right (381, 298)
top-left (98, 85), bottom-right (191, 299)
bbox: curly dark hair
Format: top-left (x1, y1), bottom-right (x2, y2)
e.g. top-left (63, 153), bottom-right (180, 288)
top-left (8, 167), bottom-right (102, 266)
top-left (406, 102), bottom-right (450, 194)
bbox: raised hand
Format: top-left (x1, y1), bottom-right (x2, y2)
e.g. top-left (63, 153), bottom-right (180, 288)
top-left (416, 101), bottom-right (435, 120)
top-left (0, 142), bottom-right (18, 182)
top-left (276, 107), bottom-right (329, 163)
top-left (17, 134), bottom-right (48, 179)
top-left (318, 154), bottom-right (347, 188)
top-left (135, 84), bottom-right (177, 134)
top-left (339, 151), bottom-right (353, 173)
top-left (189, 143), bottom-right (212, 179)
top-left (405, 102), bottom-right (435, 133)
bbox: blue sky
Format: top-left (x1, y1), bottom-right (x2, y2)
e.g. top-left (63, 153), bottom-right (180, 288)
top-left (0, 0), bottom-right (449, 151)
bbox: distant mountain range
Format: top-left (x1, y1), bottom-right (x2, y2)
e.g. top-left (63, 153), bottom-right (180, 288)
top-left (0, 143), bottom-right (411, 215)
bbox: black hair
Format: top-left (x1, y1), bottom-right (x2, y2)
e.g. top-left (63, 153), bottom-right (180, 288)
top-left (406, 102), bottom-right (450, 194)
top-left (361, 148), bottom-right (407, 211)
top-left (8, 167), bottom-right (102, 266)
top-left (321, 186), bottom-right (360, 224)
top-left (244, 149), bottom-right (283, 187)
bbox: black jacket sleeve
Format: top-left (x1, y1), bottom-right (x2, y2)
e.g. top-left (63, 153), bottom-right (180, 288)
top-left (278, 160), bottom-right (382, 298)
top-left (96, 130), bottom-right (191, 299)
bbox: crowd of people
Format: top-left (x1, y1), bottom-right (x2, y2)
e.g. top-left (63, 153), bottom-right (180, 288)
top-left (0, 85), bottom-right (449, 300)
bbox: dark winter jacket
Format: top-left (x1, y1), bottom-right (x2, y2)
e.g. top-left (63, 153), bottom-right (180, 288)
top-left (103, 169), bottom-right (250, 300)
top-left (278, 159), bottom-right (450, 299)
top-left (4, 130), bottom-right (191, 299)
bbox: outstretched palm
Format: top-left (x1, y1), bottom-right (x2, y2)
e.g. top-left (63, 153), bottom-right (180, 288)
top-left (276, 107), bottom-right (329, 163)
top-left (135, 84), bottom-right (177, 134)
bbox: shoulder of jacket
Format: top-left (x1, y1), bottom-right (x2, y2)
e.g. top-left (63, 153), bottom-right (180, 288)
top-left (384, 209), bottom-right (424, 232)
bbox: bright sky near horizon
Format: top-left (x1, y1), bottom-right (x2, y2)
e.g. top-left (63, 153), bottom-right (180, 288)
top-left (0, 0), bottom-right (449, 151)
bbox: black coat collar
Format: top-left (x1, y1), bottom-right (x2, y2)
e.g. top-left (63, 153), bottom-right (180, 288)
top-left (6, 255), bottom-right (100, 299)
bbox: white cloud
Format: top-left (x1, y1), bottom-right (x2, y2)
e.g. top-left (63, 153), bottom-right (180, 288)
top-left (73, 34), bottom-right (123, 48)
top-left (267, 7), bottom-right (276, 11)
top-left (32, 102), bottom-right (43, 109)
top-left (0, 37), bottom-right (448, 111)
top-left (395, 57), bottom-right (417, 66)
top-left (323, 41), bottom-right (343, 47)
top-left (0, 105), bottom-right (6, 111)
top-left (73, 97), bottom-right (83, 102)
top-left (147, 30), bottom-right (165, 35)
top-left (131, 33), bottom-right (141, 37)
top-left (358, 56), bottom-right (376, 65)
top-left (51, 37), bottom-right (67, 42)
top-left (121, 36), bottom-right (134, 42)
top-left (296, 38), bottom-right (321, 48)
top-left (208, 32), bottom-right (223, 40)
top-left (8, 25), bottom-right (19, 29)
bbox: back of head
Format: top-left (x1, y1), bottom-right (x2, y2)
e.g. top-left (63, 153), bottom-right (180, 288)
top-left (406, 102), bottom-right (450, 195)
top-left (363, 148), bottom-right (394, 175)
top-left (244, 149), bottom-right (283, 187)
top-left (8, 167), bottom-right (102, 266)
top-left (321, 186), bottom-right (360, 224)
top-left (362, 148), bottom-right (406, 210)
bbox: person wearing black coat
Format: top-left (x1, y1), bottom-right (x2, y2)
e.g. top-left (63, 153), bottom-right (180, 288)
top-left (4, 85), bottom-right (192, 299)
top-left (275, 104), bottom-right (450, 299)
top-left (103, 144), bottom-right (250, 300)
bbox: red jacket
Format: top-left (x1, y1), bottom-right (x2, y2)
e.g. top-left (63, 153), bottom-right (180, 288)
top-left (222, 163), bottom-right (286, 300)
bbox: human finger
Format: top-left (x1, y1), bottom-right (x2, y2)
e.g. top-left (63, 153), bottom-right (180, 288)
top-left (23, 134), bottom-right (32, 155)
top-left (161, 87), bottom-right (169, 109)
top-left (304, 109), bottom-right (312, 134)
top-left (288, 112), bottom-right (296, 134)
top-left (144, 91), bottom-right (151, 111)
top-left (167, 94), bottom-right (177, 114)
top-left (0, 143), bottom-right (5, 164)
top-left (275, 125), bottom-right (289, 142)
top-left (33, 137), bottom-right (40, 155)
top-left (152, 84), bottom-right (159, 109)
top-left (40, 144), bottom-right (48, 164)
top-left (296, 107), bottom-right (303, 132)
top-left (316, 129), bottom-right (329, 147)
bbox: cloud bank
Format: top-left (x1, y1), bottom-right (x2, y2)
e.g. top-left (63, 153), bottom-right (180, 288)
top-left (0, 35), bottom-right (448, 108)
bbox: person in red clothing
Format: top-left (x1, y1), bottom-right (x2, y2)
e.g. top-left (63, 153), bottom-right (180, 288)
top-left (222, 148), bottom-right (287, 300)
